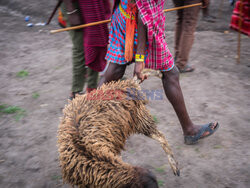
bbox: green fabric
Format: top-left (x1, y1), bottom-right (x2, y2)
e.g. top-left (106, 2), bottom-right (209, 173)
top-left (61, 3), bottom-right (99, 92)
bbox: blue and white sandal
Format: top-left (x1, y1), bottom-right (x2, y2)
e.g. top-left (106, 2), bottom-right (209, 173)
top-left (184, 122), bottom-right (219, 145)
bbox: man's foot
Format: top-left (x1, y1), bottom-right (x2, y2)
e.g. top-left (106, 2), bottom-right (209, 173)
top-left (69, 91), bottom-right (83, 100)
top-left (178, 65), bottom-right (195, 73)
top-left (184, 122), bottom-right (219, 145)
top-left (202, 15), bottom-right (216, 23)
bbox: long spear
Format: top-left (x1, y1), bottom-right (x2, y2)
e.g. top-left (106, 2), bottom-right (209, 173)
top-left (50, 3), bottom-right (202, 34)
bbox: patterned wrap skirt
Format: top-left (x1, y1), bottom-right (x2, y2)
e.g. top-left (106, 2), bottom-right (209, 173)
top-left (105, 0), bottom-right (174, 71)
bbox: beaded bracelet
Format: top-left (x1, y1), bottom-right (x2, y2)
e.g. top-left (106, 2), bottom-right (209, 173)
top-left (135, 54), bottom-right (145, 62)
top-left (135, 58), bottom-right (144, 62)
top-left (67, 9), bottom-right (78, 15)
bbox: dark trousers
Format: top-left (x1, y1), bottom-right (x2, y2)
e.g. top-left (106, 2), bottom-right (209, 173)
top-left (172, 0), bottom-right (201, 69)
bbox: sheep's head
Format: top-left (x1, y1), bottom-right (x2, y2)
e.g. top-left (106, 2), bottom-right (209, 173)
top-left (124, 167), bottom-right (158, 188)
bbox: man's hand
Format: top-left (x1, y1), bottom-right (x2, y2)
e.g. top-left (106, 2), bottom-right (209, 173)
top-left (133, 62), bottom-right (147, 83)
top-left (202, 0), bottom-right (209, 8)
top-left (68, 12), bottom-right (82, 26)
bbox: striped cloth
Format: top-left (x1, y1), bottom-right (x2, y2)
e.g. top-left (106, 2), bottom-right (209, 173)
top-left (106, 0), bottom-right (174, 71)
top-left (106, 0), bottom-right (138, 64)
top-left (78, 0), bottom-right (111, 72)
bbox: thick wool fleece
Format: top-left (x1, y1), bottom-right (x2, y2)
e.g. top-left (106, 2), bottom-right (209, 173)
top-left (58, 79), bottom-right (177, 188)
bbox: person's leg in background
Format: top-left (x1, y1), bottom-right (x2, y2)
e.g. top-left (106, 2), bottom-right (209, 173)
top-left (86, 67), bottom-right (99, 93)
top-left (61, 2), bottom-right (87, 98)
top-left (70, 30), bottom-right (87, 95)
top-left (173, 0), bottom-right (200, 72)
top-left (172, 0), bottom-right (184, 62)
top-left (202, 6), bottom-right (209, 17)
top-left (202, 5), bottom-right (216, 23)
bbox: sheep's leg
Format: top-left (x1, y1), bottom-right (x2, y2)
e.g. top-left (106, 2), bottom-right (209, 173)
top-left (133, 69), bottom-right (162, 84)
top-left (141, 69), bottom-right (162, 79)
top-left (150, 131), bottom-right (180, 176)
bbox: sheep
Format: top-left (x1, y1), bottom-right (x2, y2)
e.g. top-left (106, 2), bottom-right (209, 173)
top-left (58, 78), bottom-right (179, 188)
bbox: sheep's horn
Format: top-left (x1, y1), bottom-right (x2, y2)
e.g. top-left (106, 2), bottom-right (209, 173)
top-left (150, 132), bottom-right (180, 176)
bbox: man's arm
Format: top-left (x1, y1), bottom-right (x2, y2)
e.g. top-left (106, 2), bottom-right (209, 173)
top-left (134, 12), bottom-right (147, 82)
top-left (63, 0), bottom-right (82, 26)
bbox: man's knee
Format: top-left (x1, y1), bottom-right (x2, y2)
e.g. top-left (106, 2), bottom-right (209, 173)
top-left (104, 63), bottom-right (125, 82)
top-left (113, 67), bottom-right (124, 79)
top-left (162, 66), bottom-right (180, 83)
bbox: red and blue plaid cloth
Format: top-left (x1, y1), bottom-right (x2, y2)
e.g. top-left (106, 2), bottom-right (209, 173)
top-left (106, 0), bottom-right (174, 71)
top-left (106, 0), bottom-right (138, 64)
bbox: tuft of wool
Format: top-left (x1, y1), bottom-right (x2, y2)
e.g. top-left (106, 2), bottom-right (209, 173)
top-left (58, 79), bottom-right (179, 187)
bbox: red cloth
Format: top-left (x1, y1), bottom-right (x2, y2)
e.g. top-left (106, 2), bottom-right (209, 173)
top-left (108, 0), bottom-right (174, 71)
top-left (78, 0), bottom-right (111, 72)
top-left (135, 0), bottom-right (174, 70)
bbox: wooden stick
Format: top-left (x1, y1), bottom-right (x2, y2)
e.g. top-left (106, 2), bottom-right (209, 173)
top-left (50, 19), bottom-right (111, 34)
top-left (46, 0), bottom-right (63, 25)
top-left (164, 3), bottom-right (202, 12)
top-left (50, 3), bottom-right (202, 34)
top-left (237, 0), bottom-right (244, 64)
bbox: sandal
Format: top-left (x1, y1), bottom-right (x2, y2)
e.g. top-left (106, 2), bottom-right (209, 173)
top-left (178, 65), bottom-right (195, 73)
top-left (184, 122), bottom-right (219, 145)
top-left (69, 91), bottom-right (84, 100)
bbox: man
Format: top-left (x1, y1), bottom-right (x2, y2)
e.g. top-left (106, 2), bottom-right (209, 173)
top-left (61, 0), bottom-right (110, 99)
top-left (99, 0), bottom-right (219, 144)
top-left (172, 0), bottom-right (210, 73)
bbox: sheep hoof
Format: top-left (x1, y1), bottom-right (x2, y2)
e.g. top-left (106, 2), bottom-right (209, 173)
top-left (174, 169), bottom-right (180, 176)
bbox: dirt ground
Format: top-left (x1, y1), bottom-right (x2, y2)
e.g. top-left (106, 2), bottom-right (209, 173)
top-left (0, 0), bottom-right (250, 188)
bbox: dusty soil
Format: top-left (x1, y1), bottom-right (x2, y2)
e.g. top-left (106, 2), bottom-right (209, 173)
top-left (0, 1), bottom-right (250, 188)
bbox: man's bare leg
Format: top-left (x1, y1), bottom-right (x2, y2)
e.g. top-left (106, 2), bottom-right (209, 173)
top-left (98, 62), bottom-right (127, 87)
top-left (161, 66), bottom-right (217, 136)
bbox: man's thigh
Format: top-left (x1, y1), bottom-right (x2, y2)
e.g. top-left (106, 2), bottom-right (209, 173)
top-left (104, 62), bottom-right (127, 80)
